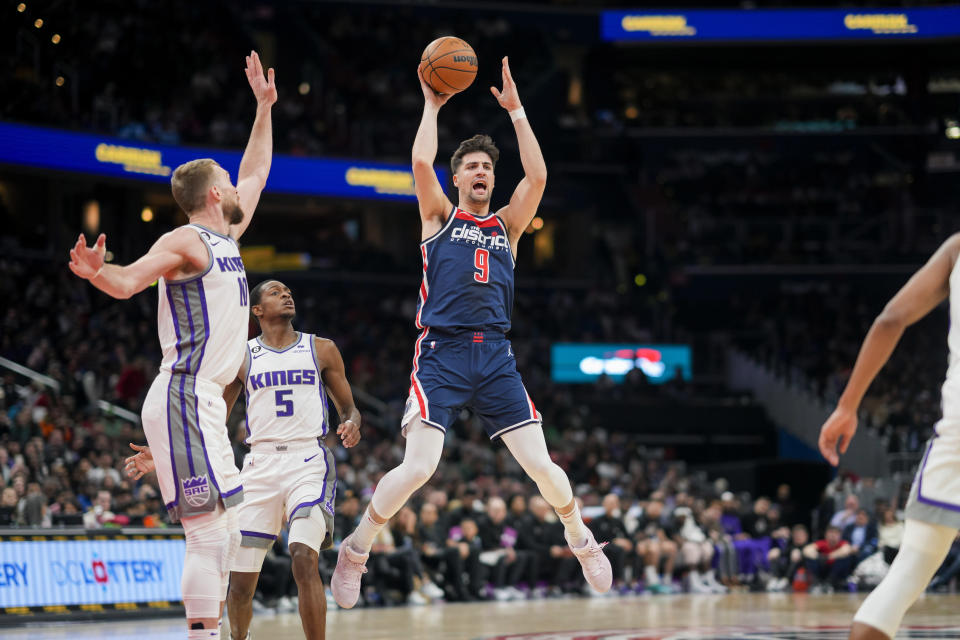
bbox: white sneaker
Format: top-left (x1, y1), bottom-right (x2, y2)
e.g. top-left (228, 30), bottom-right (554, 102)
top-left (407, 590), bottom-right (429, 605)
top-left (421, 581), bottom-right (445, 600)
top-left (494, 588), bottom-right (512, 601)
top-left (507, 586), bottom-right (525, 600)
top-left (277, 596), bottom-right (297, 612)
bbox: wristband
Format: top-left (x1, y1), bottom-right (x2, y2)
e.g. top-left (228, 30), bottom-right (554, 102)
top-left (509, 107), bottom-right (527, 123)
top-left (92, 265), bottom-right (104, 279)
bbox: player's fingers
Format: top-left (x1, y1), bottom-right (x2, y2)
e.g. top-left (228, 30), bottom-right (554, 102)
top-left (490, 87), bottom-right (501, 100)
top-left (254, 51), bottom-right (263, 78)
top-left (129, 442), bottom-right (143, 451)
top-left (839, 433), bottom-right (852, 454)
top-left (267, 67), bottom-right (275, 86)
top-left (96, 233), bottom-right (106, 250)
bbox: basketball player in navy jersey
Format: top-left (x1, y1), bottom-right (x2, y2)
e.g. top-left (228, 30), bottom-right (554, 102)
top-left (331, 57), bottom-right (612, 608)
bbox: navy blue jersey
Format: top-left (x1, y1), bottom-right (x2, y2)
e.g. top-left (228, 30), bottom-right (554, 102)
top-left (415, 207), bottom-right (515, 333)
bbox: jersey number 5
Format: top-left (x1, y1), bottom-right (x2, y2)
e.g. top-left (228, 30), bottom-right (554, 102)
top-left (275, 389), bottom-right (294, 417)
top-left (474, 248), bottom-right (490, 284)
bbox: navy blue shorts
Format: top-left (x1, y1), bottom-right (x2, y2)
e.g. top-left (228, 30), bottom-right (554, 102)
top-left (403, 329), bottom-right (541, 440)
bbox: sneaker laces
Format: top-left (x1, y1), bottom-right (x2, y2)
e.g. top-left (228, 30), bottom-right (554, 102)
top-left (583, 541), bottom-right (608, 576)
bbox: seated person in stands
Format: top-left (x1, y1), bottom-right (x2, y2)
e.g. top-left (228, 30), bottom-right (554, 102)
top-left (767, 524), bottom-right (810, 591)
top-left (674, 505), bottom-right (725, 593)
top-left (417, 501), bottom-right (474, 601)
top-left (803, 525), bottom-right (854, 592)
top-left (842, 507), bottom-right (878, 565)
top-left (590, 493), bottom-right (634, 592)
top-left (516, 496), bottom-right (581, 595)
top-left (477, 496), bottom-right (534, 600)
top-left (633, 499), bottom-right (678, 593)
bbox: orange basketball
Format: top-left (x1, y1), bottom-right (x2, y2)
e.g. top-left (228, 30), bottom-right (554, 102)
top-left (419, 36), bottom-right (478, 95)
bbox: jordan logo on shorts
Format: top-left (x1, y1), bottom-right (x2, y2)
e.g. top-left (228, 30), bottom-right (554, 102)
top-left (182, 475), bottom-right (211, 507)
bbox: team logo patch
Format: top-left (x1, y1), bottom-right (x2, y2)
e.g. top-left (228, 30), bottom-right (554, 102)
top-left (252, 345), bottom-right (262, 353)
top-left (478, 627), bottom-right (960, 640)
top-left (182, 475), bottom-right (211, 508)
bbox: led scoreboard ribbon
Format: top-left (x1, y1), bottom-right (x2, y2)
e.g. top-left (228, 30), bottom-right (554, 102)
top-left (0, 121), bottom-right (445, 201)
top-left (601, 6), bottom-right (960, 42)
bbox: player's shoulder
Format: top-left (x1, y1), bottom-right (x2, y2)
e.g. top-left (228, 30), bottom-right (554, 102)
top-left (312, 334), bottom-right (337, 351)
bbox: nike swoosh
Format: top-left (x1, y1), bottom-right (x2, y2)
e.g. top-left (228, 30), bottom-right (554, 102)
top-left (209, 241), bottom-right (221, 246)
top-left (304, 453), bottom-right (319, 463)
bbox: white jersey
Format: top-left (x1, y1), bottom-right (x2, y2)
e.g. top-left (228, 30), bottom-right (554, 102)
top-left (939, 257), bottom-right (960, 431)
top-left (243, 332), bottom-right (330, 445)
top-left (157, 224), bottom-right (249, 387)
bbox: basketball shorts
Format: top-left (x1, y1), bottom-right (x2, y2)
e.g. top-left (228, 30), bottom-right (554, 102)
top-left (403, 328), bottom-right (541, 440)
top-left (905, 429), bottom-right (960, 529)
top-left (141, 372), bottom-right (243, 522)
top-left (235, 438), bottom-right (335, 566)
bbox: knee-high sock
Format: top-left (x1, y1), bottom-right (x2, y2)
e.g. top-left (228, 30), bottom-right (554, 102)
top-left (853, 519), bottom-right (955, 639)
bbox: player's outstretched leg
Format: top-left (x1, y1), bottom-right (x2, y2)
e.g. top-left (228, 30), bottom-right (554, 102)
top-left (848, 519), bottom-right (954, 640)
top-left (501, 425), bottom-right (613, 592)
top-left (182, 505), bottom-right (241, 639)
top-left (331, 419), bottom-right (445, 608)
top-left (227, 572), bottom-right (258, 640)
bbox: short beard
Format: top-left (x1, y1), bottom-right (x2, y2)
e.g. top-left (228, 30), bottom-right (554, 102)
top-left (462, 188), bottom-right (491, 206)
top-left (223, 201), bottom-right (244, 225)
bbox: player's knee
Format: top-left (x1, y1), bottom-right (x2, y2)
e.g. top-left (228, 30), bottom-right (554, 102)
top-left (290, 543), bottom-right (320, 585)
top-left (181, 505), bottom-right (239, 618)
top-left (228, 572), bottom-right (258, 602)
top-left (403, 457), bottom-right (438, 486)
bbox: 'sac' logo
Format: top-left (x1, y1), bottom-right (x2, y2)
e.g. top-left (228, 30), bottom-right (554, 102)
top-left (182, 475), bottom-right (211, 508)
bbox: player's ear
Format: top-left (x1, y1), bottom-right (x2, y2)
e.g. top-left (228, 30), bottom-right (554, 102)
top-left (210, 185), bottom-right (222, 202)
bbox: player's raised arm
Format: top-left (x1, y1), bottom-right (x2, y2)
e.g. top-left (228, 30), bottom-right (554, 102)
top-left (314, 337), bottom-right (362, 448)
top-left (412, 67), bottom-right (455, 228)
top-left (819, 233), bottom-right (960, 466)
top-left (233, 51), bottom-right (277, 240)
top-left (491, 56), bottom-right (547, 247)
top-left (68, 228), bottom-right (207, 300)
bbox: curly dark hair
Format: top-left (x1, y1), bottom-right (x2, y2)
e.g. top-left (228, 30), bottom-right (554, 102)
top-left (450, 134), bottom-right (499, 174)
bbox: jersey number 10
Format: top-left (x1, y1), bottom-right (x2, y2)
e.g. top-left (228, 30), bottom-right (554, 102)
top-left (474, 249), bottom-right (490, 284)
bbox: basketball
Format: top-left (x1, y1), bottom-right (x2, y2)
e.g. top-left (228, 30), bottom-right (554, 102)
top-left (419, 36), bottom-right (478, 95)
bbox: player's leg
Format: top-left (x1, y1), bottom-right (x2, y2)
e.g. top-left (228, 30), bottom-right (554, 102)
top-left (288, 506), bottom-right (330, 640)
top-left (228, 454), bottom-right (282, 640)
top-left (141, 376), bottom-right (238, 638)
top-left (331, 418), bottom-right (445, 607)
top-left (350, 418), bottom-right (445, 552)
top-left (226, 569), bottom-right (260, 640)
top-left (181, 504), bottom-right (241, 637)
top-left (849, 519), bottom-right (955, 640)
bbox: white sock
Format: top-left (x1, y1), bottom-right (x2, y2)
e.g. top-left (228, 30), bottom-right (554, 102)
top-left (187, 629), bottom-right (218, 639)
top-left (350, 507), bottom-right (385, 553)
top-left (704, 569), bottom-right (719, 585)
top-left (689, 570), bottom-right (701, 584)
top-left (644, 565), bottom-right (660, 585)
top-left (557, 503), bottom-right (590, 547)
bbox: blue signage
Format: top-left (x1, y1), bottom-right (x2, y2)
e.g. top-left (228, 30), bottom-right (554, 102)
top-left (551, 343), bottom-right (692, 384)
top-left (0, 537), bottom-right (184, 607)
top-left (0, 121), bottom-right (446, 201)
top-left (601, 6), bottom-right (960, 42)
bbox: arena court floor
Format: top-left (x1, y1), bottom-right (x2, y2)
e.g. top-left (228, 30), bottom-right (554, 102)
top-left (4, 593), bottom-right (960, 640)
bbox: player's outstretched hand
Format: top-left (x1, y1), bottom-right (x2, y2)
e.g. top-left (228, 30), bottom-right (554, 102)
top-left (490, 56), bottom-right (521, 112)
top-left (68, 232), bottom-right (106, 280)
top-left (818, 406), bottom-right (857, 467)
top-left (337, 419), bottom-right (361, 448)
top-left (245, 50), bottom-right (277, 108)
top-left (418, 65), bottom-right (453, 109)
top-left (125, 443), bottom-right (155, 480)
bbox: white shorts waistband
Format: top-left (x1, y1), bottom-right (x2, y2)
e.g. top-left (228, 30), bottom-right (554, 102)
top-left (249, 438), bottom-right (322, 454)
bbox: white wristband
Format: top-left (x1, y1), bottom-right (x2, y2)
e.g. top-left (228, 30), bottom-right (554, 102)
top-left (509, 107), bottom-right (527, 123)
top-left (92, 265), bottom-right (103, 279)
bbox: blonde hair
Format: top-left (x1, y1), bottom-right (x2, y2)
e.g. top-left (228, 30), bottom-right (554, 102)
top-left (170, 158), bottom-right (219, 214)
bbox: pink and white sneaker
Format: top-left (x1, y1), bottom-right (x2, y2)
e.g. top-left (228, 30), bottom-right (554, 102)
top-left (566, 529), bottom-right (613, 593)
top-left (330, 534), bottom-right (369, 609)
